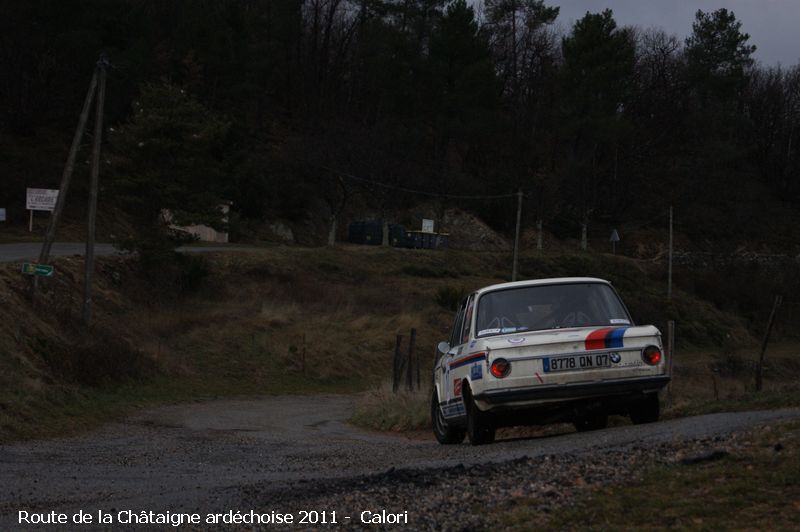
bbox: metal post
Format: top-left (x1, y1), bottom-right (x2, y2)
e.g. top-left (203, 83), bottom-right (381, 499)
top-left (28, 210), bottom-right (33, 232)
top-left (756, 295), bottom-right (783, 392)
top-left (327, 215), bottom-right (337, 246)
top-left (38, 68), bottom-right (99, 266)
top-left (511, 189), bottom-right (523, 281)
top-left (82, 57), bottom-right (107, 327)
top-left (668, 206), bottom-right (673, 300)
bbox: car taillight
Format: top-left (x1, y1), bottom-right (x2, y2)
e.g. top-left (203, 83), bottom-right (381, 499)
top-left (642, 346), bottom-right (662, 365)
top-left (490, 358), bottom-right (511, 378)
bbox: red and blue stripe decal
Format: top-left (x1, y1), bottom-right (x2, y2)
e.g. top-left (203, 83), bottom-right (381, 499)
top-left (585, 327), bottom-right (629, 350)
top-left (449, 352), bottom-right (487, 369)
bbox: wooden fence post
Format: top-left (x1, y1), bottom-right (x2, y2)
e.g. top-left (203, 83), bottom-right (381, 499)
top-left (667, 320), bottom-right (675, 399)
top-left (406, 328), bottom-right (416, 391)
top-left (756, 295), bottom-right (783, 392)
top-left (416, 335), bottom-right (421, 390)
top-left (392, 334), bottom-right (403, 393)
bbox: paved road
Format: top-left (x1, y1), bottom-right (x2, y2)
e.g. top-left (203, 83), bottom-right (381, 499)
top-left (0, 396), bottom-right (797, 529)
top-left (0, 243), bottom-right (252, 263)
top-left (0, 243), bottom-right (119, 262)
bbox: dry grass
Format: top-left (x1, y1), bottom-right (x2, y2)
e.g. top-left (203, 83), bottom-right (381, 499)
top-left (351, 381), bottom-right (431, 432)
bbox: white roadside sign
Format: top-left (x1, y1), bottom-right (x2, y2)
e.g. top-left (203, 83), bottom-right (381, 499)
top-left (26, 188), bottom-right (59, 211)
top-left (0, 208), bottom-right (6, 222)
top-left (422, 219), bottom-right (434, 233)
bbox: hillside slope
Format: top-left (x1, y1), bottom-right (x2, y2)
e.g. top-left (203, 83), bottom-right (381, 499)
top-left (0, 245), bottom-right (759, 442)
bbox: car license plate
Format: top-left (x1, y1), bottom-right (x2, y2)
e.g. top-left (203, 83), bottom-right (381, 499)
top-left (543, 353), bottom-right (611, 373)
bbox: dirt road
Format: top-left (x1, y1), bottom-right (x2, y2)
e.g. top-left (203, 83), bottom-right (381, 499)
top-left (1, 396), bottom-right (797, 530)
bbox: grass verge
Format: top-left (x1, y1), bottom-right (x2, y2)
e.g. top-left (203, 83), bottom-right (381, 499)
top-left (351, 382), bottom-right (431, 432)
top-left (522, 420), bottom-right (800, 530)
top-left (665, 389), bottom-right (800, 419)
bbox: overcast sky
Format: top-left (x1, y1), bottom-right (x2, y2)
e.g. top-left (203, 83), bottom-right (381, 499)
top-left (497, 1), bottom-right (800, 66)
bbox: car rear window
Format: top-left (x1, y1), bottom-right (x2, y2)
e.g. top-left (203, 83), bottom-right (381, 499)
top-left (475, 283), bottom-right (631, 337)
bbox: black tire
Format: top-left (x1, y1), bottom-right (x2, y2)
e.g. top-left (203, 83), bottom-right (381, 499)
top-left (466, 395), bottom-right (495, 446)
top-left (630, 393), bottom-right (660, 425)
top-left (431, 390), bottom-right (466, 444)
top-left (573, 413), bottom-right (608, 432)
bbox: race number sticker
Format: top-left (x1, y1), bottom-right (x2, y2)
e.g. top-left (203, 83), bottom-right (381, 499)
top-left (453, 379), bottom-right (462, 397)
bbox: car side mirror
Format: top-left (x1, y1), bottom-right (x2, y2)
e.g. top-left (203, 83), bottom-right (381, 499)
top-left (437, 341), bottom-right (451, 356)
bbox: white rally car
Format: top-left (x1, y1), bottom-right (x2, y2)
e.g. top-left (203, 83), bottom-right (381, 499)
top-left (432, 278), bottom-right (669, 445)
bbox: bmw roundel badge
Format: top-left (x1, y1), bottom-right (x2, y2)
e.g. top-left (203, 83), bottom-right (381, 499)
top-left (609, 352), bottom-right (621, 364)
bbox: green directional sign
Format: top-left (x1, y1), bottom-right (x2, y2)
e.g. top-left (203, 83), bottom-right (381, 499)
top-left (21, 263), bottom-right (54, 277)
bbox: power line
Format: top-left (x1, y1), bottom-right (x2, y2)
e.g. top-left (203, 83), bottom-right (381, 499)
top-left (319, 165), bottom-right (523, 200)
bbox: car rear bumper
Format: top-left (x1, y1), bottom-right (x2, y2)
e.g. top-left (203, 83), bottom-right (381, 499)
top-left (474, 375), bottom-right (670, 406)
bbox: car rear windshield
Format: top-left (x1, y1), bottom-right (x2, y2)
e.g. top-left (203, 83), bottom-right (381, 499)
top-left (475, 283), bottom-right (631, 337)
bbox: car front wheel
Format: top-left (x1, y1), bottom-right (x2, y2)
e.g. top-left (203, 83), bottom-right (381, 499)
top-left (432, 390), bottom-right (466, 444)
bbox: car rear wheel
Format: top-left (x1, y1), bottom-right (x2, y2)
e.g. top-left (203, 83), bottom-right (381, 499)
top-left (465, 394), bottom-right (495, 445)
top-left (630, 393), bottom-right (660, 424)
top-left (573, 413), bottom-right (608, 432)
top-left (431, 390), bottom-right (466, 444)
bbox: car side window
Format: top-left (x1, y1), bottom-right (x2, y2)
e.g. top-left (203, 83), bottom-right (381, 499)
top-left (449, 305), bottom-right (465, 348)
top-left (460, 295), bottom-right (475, 345)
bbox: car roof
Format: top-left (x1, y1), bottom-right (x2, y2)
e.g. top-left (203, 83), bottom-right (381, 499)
top-left (474, 277), bottom-right (611, 296)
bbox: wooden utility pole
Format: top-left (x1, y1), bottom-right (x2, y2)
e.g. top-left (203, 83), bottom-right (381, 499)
top-left (511, 189), bottom-right (523, 281)
top-left (38, 69), bottom-right (99, 266)
top-left (82, 55), bottom-right (108, 326)
top-left (756, 295), bottom-right (783, 392)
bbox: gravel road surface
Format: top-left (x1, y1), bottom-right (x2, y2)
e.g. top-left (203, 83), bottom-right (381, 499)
top-left (1, 396), bottom-right (797, 530)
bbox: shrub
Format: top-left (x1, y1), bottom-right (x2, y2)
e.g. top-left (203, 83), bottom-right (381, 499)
top-left (434, 285), bottom-right (468, 311)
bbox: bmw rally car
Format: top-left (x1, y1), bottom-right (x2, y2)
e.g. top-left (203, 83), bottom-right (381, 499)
top-left (432, 278), bottom-right (669, 445)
